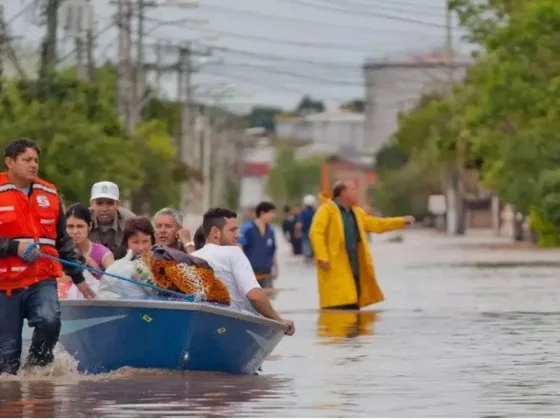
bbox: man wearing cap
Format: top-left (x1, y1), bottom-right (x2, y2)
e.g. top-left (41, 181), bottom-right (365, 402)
top-left (89, 181), bottom-right (135, 260)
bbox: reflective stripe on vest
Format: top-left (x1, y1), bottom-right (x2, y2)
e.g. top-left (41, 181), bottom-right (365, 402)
top-left (0, 173), bottom-right (62, 291)
top-left (11, 237), bottom-right (57, 247)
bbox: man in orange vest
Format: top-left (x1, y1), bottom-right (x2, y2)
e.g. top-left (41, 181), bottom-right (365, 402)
top-left (0, 138), bottom-right (94, 375)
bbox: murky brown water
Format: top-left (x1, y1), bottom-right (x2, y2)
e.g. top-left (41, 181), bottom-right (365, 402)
top-left (2, 229), bottom-right (560, 417)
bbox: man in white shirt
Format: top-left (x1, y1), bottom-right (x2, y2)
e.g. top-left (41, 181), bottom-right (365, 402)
top-left (192, 208), bottom-right (295, 336)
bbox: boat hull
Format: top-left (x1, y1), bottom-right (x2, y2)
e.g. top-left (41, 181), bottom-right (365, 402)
top-left (25, 300), bottom-right (285, 375)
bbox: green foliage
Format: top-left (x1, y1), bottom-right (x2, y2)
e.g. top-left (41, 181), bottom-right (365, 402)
top-left (373, 159), bottom-right (441, 219)
top-left (382, 0), bottom-right (560, 244)
top-left (340, 99), bottom-right (365, 113)
top-left (247, 106), bottom-right (284, 132)
top-left (528, 206), bottom-right (560, 247)
top-left (295, 95), bottom-right (324, 115)
top-left (372, 91), bottom-right (455, 218)
top-left (374, 143), bottom-right (408, 175)
top-left (266, 143), bottom-right (324, 205)
top-left (537, 169), bottom-right (560, 226)
top-left (0, 68), bottom-right (183, 209)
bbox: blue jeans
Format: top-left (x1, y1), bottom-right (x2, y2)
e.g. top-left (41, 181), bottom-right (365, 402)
top-left (302, 237), bottom-right (313, 258)
top-left (0, 279), bottom-right (61, 375)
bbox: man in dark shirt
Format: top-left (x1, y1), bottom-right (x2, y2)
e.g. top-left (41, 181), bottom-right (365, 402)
top-left (89, 181), bottom-right (135, 259)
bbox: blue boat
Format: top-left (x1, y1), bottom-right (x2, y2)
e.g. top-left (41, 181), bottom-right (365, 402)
top-left (25, 299), bottom-right (286, 375)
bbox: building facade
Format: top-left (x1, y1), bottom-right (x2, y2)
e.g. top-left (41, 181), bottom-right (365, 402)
top-left (275, 110), bottom-right (366, 153)
top-left (363, 51), bottom-right (472, 158)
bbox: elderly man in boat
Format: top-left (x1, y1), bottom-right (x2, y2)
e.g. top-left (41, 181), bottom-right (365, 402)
top-left (153, 207), bottom-right (194, 254)
top-left (309, 180), bottom-right (415, 310)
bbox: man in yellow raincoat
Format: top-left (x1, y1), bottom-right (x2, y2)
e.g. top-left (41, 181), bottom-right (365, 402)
top-left (309, 180), bottom-right (415, 310)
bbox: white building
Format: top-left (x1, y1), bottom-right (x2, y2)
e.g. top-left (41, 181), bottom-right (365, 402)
top-left (275, 110), bottom-right (366, 153)
top-left (363, 50), bottom-right (472, 158)
top-left (238, 139), bottom-right (274, 210)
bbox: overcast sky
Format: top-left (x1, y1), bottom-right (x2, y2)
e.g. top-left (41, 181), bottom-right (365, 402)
top-left (3, 0), bottom-right (470, 111)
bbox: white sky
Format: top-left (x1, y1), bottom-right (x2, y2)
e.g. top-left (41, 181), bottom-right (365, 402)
top-left (3, 0), bottom-right (471, 112)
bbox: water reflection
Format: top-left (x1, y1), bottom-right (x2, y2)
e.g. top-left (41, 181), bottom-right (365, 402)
top-left (0, 371), bottom-right (294, 417)
top-left (0, 380), bottom-right (57, 417)
top-left (317, 310), bottom-right (377, 340)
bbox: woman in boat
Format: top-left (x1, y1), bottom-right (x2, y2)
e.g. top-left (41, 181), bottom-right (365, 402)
top-left (66, 203), bottom-right (115, 274)
top-left (60, 203), bottom-right (115, 298)
top-left (122, 216), bottom-right (156, 256)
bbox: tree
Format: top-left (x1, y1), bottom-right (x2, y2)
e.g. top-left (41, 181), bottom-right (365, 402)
top-left (447, 0), bottom-right (560, 244)
top-left (374, 143), bottom-right (408, 175)
top-left (374, 159), bottom-right (441, 218)
top-left (340, 99), bottom-right (365, 113)
top-left (295, 95), bottom-right (325, 115)
top-left (266, 143), bottom-right (324, 205)
top-left (246, 106), bottom-right (284, 132)
top-left (0, 68), bottom-right (183, 209)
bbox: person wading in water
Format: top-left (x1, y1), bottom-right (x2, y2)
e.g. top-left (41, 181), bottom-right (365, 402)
top-left (0, 138), bottom-right (94, 375)
top-left (310, 180), bottom-right (415, 310)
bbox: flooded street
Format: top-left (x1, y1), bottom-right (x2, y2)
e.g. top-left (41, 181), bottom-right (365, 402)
top-left (2, 229), bottom-right (560, 417)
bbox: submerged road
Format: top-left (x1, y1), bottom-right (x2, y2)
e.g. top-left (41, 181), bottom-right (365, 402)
top-left (2, 229), bottom-right (560, 417)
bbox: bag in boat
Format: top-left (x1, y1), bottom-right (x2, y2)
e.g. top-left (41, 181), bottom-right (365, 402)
top-left (97, 249), bottom-right (155, 299)
top-left (140, 245), bottom-right (231, 305)
top-left (65, 271), bottom-right (100, 300)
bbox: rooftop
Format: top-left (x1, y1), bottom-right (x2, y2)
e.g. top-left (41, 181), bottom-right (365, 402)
top-left (364, 49), bottom-right (473, 69)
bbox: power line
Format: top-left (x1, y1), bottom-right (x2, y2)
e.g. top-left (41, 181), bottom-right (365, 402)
top-left (315, 0), bottom-right (448, 18)
top-left (207, 61), bottom-right (362, 86)
top-left (283, 0), bottom-right (457, 29)
top-left (200, 2), bottom-right (453, 33)
top-left (322, 0), bottom-right (447, 13)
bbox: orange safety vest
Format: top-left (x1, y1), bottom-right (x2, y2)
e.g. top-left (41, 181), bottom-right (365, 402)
top-left (0, 172), bottom-right (63, 295)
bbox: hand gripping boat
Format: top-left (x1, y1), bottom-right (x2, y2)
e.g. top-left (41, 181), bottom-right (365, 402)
top-left (25, 298), bottom-right (286, 375)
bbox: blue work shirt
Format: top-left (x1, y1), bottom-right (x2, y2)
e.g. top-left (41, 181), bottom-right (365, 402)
top-left (239, 220), bottom-right (253, 244)
top-left (300, 206), bottom-right (316, 238)
top-left (240, 222), bottom-right (277, 275)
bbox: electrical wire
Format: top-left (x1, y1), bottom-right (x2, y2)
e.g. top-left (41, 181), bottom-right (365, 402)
top-left (282, 0), bottom-right (452, 28)
top-left (199, 2), bottom-right (454, 33)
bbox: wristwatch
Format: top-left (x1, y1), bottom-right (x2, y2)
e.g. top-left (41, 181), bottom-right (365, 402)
top-left (184, 241), bottom-right (195, 250)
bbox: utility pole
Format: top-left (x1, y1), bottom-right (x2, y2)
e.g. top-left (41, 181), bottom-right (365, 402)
top-left (201, 109), bottom-right (212, 211)
top-left (0, 3), bottom-right (5, 78)
top-left (115, 0), bottom-right (134, 134)
top-left (40, 0), bottom-right (61, 77)
top-left (135, 0), bottom-right (157, 124)
top-left (143, 41), bottom-right (210, 215)
top-left (444, 0), bottom-right (465, 236)
top-left (177, 44), bottom-right (196, 216)
top-left (60, 0), bottom-right (94, 80)
top-left (86, 21), bottom-right (95, 80)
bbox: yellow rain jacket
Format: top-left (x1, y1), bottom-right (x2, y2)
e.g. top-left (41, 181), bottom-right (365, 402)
top-left (309, 192), bottom-right (406, 309)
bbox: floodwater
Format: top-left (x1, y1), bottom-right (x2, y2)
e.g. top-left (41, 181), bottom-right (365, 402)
top-left (2, 229), bottom-right (560, 417)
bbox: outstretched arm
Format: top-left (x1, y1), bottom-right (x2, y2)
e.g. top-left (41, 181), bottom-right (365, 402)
top-left (360, 210), bottom-right (409, 234)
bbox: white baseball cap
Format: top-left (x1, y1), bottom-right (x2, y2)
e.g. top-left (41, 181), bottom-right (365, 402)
top-left (303, 194), bottom-right (316, 206)
top-left (90, 181), bottom-right (120, 201)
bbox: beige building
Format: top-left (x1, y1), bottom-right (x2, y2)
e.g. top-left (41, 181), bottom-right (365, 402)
top-left (275, 109), bottom-right (366, 153)
top-left (363, 50), bottom-right (472, 157)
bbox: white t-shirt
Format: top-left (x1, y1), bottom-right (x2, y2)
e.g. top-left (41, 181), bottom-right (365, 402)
top-left (191, 244), bottom-right (261, 311)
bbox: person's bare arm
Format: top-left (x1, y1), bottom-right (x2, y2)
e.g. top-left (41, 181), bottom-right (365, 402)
top-left (232, 249), bottom-right (295, 335)
top-left (246, 288), bottom-right (282, 322)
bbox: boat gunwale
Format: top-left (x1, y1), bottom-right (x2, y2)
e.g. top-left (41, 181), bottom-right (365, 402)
top-left (61, 299), bottom-right (286, 331)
